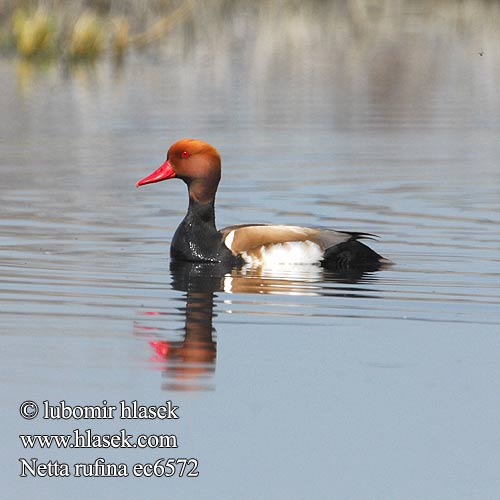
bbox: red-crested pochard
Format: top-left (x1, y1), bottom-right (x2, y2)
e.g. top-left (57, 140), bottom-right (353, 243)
top-left (137, 139), bottom-right (390, 270)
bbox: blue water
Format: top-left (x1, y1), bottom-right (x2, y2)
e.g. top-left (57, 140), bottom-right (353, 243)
top-left (1, 9), bottom-right (500, 498)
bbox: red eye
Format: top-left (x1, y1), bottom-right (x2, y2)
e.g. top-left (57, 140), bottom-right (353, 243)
top-left (181, 151), bottom-right (189, 158)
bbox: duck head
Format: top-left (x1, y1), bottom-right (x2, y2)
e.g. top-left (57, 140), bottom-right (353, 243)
top-left (136, 138), bottom-right (221, 204)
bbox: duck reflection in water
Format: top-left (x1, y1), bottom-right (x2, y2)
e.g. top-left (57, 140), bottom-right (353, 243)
top-left (134, 260), bottom-right (385, 392)
top-left (134, 261), bottom-right (227, 392)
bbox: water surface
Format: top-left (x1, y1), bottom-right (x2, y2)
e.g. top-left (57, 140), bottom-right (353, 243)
top-left (1, 8), bottom-right (500, 498)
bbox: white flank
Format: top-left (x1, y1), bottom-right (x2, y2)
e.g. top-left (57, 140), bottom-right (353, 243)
top-left (224, 230), bottom-right (235, 251)
top-left (242, 241), bottom-right (323, 267)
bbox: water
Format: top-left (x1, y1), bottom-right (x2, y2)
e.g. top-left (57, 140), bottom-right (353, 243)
top-left (2, 7), bottom-right (500, 498)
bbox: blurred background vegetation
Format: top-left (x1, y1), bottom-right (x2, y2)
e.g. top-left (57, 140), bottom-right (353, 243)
top-left (0, 0), bottom-right (499, 63)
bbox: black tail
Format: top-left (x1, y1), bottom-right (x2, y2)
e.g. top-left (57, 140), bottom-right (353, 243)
top-left (322, 239), bottom-right (388, 271)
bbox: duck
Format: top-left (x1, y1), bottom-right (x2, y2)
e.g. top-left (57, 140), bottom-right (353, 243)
top-left (136, 139), bottom-right (390, 270)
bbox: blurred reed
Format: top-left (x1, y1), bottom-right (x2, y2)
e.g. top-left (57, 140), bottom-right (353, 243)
top-left (11, 7), bottom-right (55, 57)
top-left (69, 11), bottom-right (104, 60)
top-left (0, 0), bottom-right (499, 63)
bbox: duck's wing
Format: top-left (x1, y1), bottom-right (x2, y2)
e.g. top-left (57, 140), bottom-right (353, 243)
top-left (220, 224), bottom-right (362, 255)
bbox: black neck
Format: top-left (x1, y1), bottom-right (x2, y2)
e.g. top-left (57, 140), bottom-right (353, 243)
top-left (186, 197), bottom-right (216, 227)
top-left (170, 198), bottom-right (234, 263)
